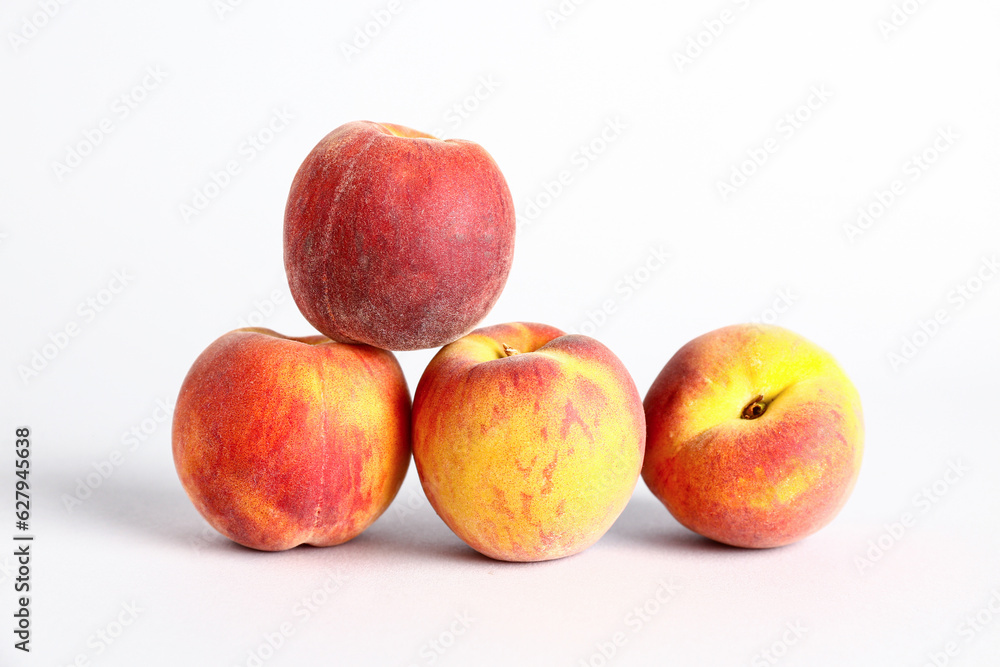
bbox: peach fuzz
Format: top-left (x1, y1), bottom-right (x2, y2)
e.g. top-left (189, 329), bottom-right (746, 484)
top-left (412, 322), bottom-right (645, 562)
top-left (642, 324), bottom-right (864, 548)
top-left (172, 328), bottom-right (411, 551)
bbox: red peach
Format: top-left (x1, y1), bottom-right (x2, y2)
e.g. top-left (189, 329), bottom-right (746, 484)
top-left (284, 121), bottom-right (516, 351)
top-left (172, 328), bottom-right (411, 551)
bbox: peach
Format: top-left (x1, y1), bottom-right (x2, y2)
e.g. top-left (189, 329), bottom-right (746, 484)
top-left (412, 322), bottom-right (645, 562)
top-left (283, 120), bottom-right (516, 351)
top-left (642, 324), bottom-right (864, 548)
top-left (171, 328), bottom-right (411, 551)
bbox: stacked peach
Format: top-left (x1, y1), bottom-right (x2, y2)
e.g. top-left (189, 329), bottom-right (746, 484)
top-left (172, 329), bottom-right (410, 551)
top-left (172, 119), bottom-right (864, 558)
top-left (412, 322), bottom-right (645, 561)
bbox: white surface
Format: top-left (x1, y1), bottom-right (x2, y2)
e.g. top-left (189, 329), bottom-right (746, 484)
top-left (2, 1), bottom-right (999, 665)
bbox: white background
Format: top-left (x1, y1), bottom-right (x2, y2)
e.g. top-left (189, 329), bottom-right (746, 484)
top-left (2, 1), bottom-right (999, 665)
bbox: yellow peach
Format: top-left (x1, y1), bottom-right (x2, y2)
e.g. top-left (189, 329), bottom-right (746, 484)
top-left (643, 324), bottom-right (864, 548)
top-left (413, 322), bottom-right (645, 562)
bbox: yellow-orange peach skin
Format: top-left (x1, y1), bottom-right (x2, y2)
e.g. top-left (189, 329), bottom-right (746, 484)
top-left (413, 322), bottom-right (645, 562)
top-left (642, 324), bottom-right (864, 548)
top-left (172, 328), bottom-right (411, 551)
